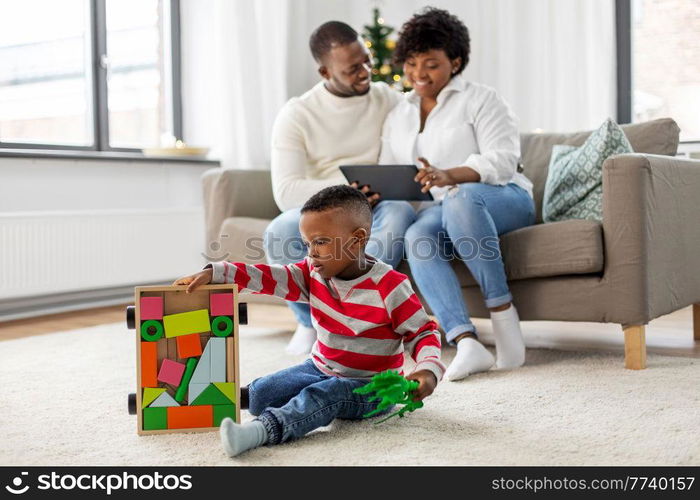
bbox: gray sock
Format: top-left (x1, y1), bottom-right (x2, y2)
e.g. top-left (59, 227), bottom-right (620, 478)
top-left (219, 418), bottom-right (268, 457)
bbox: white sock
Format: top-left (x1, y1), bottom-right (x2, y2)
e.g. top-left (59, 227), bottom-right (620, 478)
top-left (491, 304), bottom-right (526, 369)
top-left (445, 337), bottom-right (495, 381)
top-left (220, 418), bottom-right (268, 457)
top-left (285, 324), bottom-right (317, 355)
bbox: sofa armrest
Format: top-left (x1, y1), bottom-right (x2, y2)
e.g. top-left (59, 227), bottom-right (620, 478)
top-left (602, 153), bottom-right (700, 324)
top-left (201, 168), bottom-right (280, 250)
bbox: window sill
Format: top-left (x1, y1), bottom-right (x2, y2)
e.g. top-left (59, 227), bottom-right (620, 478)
top-left (0, 148), bottom-right (220, 165)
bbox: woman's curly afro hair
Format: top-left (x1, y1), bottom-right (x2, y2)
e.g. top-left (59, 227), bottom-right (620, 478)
top-left (393, 7), bottom-right (470, 75)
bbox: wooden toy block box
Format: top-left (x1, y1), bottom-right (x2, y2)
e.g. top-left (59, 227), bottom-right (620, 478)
top-left (126, 284), bottom-right (245, 436)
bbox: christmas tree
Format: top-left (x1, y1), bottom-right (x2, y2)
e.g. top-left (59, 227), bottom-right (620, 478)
top-left (362, 8), bottom-right (409, 91)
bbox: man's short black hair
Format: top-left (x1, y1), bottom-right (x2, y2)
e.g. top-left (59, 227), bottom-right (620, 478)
top-left (309, 21), bottom-right (359, 63)
top-left (393, 7), bottom-right (470, 75)
top-left (301, 185), bottom-right (372, 228)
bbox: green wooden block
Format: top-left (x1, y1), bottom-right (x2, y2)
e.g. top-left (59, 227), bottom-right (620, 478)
top-left (143, 407), bottom-right (167, 430)
top-left (163, 309), bottom-right (211, 338)
top-left (191, 383), bottom-right (231, 406)
top-left (175, 357), bottom-right (198, 403)
top-left (213, 404), bottom-right (237, 426)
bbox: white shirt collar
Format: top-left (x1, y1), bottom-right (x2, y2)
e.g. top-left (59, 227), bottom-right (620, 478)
top-left (406, 72), bottom-right (469, 105)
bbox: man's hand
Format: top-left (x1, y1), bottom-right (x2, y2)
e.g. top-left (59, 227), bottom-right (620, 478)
top-left (172, 267), bottom-right (213, 294)
top-left (406, 369), bottom-right (437, 402)
top-left (414, 157), bottom-right (457, 193)
top-left (350, 180), bottom-right (381, 208)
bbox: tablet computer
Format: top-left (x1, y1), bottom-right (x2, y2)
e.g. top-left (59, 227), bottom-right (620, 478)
top-left (339, 164), bottom-right (434, 201)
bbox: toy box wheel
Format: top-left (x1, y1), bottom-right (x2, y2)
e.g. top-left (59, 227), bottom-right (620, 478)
top-left (128, 393), bottom-right (137, 415)
top-left (126, 306), bottom-right (136, 330)
top-left (238, 302), bottom-right (248, 325)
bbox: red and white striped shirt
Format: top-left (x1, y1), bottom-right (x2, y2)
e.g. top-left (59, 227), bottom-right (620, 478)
top-left (208, 258), bottom-right (445, 382)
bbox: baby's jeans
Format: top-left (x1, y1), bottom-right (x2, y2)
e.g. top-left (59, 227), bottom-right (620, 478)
top-left (248, 359), bottom-right (391, 444)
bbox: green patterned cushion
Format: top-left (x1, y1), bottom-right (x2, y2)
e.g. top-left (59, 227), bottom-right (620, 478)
top-left (542, 118), bottom-right (633, 222)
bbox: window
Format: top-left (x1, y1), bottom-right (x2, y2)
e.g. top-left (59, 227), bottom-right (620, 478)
top-left (619, 0), bottom-right (700, 142)
top-left (0, 0), bottom-right (181, 152)
top-left (0, 0), bottom-right (93, 146)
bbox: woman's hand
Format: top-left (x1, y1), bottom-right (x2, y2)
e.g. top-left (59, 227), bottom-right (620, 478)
top-left (414, 157), bottom-right (457, 193)
top-left (172, 267), bottom-right (213, 294)
top-left (406, 369), bottom-right (438, 402)
top-left (350, 180), bottom-right (381, 208)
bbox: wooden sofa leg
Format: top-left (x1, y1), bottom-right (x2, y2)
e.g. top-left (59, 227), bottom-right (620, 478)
top-left (623, 325), bottom-right (646, 370)
top-left (694, 304), bottom-right (700, 341)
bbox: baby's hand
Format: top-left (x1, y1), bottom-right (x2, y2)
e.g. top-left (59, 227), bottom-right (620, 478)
top-left (172, 267), bottom-right (213, 294)
top-left (406, 369), bottom-right (437, 402)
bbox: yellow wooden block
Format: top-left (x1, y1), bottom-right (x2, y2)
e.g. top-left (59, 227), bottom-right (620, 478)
top-left (163, 309), bottom-right (211, 338)
top-left (213, 382), bottom-right (236, 404)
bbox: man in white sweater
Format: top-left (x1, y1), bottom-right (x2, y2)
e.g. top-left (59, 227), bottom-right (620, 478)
top-left (265, 21), bottom-right (415, 354)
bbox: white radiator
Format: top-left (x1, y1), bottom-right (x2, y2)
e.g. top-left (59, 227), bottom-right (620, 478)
top-left (0, 208), bottom-right (206, 301)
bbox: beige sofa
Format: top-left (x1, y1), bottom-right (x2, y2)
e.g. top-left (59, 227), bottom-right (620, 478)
top-left (202, 118), bottom-right (700, 369)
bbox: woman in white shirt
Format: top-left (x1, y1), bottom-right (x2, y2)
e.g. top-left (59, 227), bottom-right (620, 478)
top-left (380, 8), bottom-right (535, 381)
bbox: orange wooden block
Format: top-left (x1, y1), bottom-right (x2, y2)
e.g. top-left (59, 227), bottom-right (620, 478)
top-left (176, 333), bottom-right (203, 358)
top-left (167, 405), bottom-right (213, 429)
top-left (141, 341), bottom-right (158, 387)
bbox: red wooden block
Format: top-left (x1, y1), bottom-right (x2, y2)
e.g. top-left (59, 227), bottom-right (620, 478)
top-left (167, 405), bottom-right (213, 429)
top-left (157, 359), bottom-right (186, 386)
top-left (141, 341), bottom-right (158, 387)
top-left (140, 297), bottom-right (164, 320)
top-left (210, 293), bottom-right (234, 316)
top-left (176, 333), bottom-right (203, 358)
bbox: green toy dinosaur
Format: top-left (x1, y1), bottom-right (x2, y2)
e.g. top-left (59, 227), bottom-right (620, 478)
top-left (353, 370), bottom-right (424, 424)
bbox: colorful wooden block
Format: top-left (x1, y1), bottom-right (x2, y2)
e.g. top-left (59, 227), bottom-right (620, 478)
top-left (210, 293), bottom-right (234, 316)
top-left (191, 383), bottom-right (231, 406)
top-left (213, 382), bottom-right (236, 404)
top-left (213, 404), bottom-right (237, 426)
top-left (211, 316), bottom-right (233, 337)
top-left (188, 382), bottom-right (208, 404)
top-left (158, 359), bottom-right (186, 386)
top-left (210, 337), bottom-right (226, 382)
top-left (163, 309), bottom-right (211, 338)
top-left (143, 388), bottom-right (166, 407)
top-left (149, 391), bottom-right (180, 407)
top-left (176, 333), bottom-right (203, 358)
top-left (140, 320), bottom-right (164, 341)
top-left (143, 407), bottom-right (167, 430)
top-left (141, 341), bottom-right (158, 387)
top-left (175, 357), bottom-right (198, 403)
top-left (140, 296), bottom-right (163, 320)
top-left (167, 405), bottom-right (213, 429)
top-left (226, 337), bottom-right (234, 382)
top-left (190, 338), bottom-right (213, 384)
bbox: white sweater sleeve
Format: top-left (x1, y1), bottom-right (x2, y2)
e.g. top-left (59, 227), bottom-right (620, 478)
top-left (270, 103), bottom-right (346, 212)
top-left (463, 90), bottom-right (521, 186)
top-left (378, 111), bottom-right (397, 164)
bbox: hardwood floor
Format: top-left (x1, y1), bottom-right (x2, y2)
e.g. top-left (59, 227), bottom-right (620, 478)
top-left (0, 305), bottom-right (127, 341)
top-left (1, 302), bottom-right (698, 358)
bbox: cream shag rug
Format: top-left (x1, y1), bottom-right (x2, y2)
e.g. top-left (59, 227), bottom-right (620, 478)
top-left (1, 322), bottom-right (698, 466)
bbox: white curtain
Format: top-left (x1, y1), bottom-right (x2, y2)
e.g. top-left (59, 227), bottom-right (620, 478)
top-left (182, 0), bottom-right (617, 169)
top-left (197, 0), bottom-right (291, 170)
top-left (288, 0), bottom-right (617, 133)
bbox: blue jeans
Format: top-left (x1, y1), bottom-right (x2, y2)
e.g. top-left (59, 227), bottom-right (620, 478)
top-left (248, 359), bottom-right (390, 444)
top-left (264, 200), bottom-right (416, 327)
top-left (405, 182), bottom-right (535, 345)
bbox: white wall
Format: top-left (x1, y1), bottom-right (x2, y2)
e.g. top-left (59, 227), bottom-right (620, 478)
top-left (0, 158), bottom-right (207, 213)
top-left (0, 156), bottom-right (213, 308)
